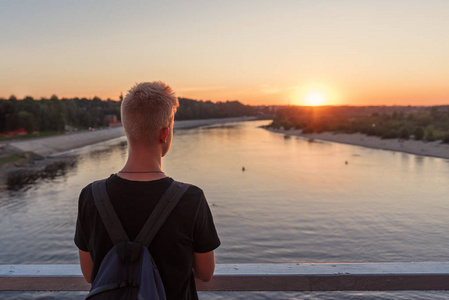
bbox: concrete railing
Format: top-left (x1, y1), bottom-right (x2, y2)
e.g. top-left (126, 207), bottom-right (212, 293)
top-left (2, 263), bottom-right (449, 292)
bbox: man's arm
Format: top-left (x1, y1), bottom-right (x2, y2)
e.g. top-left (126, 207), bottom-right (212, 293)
top-left (79, 249), bottom-right (93, 283)
top-left (193, 250), bottom-right (215, 282)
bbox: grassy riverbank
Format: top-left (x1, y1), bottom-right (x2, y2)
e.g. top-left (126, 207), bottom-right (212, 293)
top-left (266, 127), bottom-right (449, 160)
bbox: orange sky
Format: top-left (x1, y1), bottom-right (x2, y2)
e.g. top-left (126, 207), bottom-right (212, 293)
top-left (1, 1), bottom-right (448, 106)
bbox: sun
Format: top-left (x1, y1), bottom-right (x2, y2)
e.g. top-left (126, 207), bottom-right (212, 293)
top-left (304, 91), bottom-right (326, 106)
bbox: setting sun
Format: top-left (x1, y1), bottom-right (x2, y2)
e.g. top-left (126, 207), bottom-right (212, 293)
top-left (304, 92), bottom-right (326, 106)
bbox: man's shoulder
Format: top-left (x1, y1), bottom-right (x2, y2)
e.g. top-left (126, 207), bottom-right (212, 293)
top-left (178, 181), bottom-right (203, 197)
top-left (81, 178), bottom-right (107, 193)
top-left (171, 181), bottom-right (208, 208)
top-left (78, 177), bottom-right (110, 205)
top-left (172, 180), bottom-right (204, 198)
top-left (79, 176), bottom-right (207, 207)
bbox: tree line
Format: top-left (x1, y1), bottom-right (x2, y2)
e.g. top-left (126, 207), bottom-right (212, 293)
top-left (0, 95), bottom-right (258, 135)
top-left (176, 98), bottom-right (256, 120)
top-left (0, 95), bottom-right (120, 134)
top-left (270, 105), bottom-right (449, 143)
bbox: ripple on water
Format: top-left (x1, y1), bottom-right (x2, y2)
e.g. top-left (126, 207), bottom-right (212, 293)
top-left (1, 120), bottom-right (449, 299)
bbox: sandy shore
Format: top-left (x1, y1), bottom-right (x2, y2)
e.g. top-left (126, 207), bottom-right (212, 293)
top-left (268, 128), bottom-right (449, 160)
top-left (7, 117), bottom-right (257, 157)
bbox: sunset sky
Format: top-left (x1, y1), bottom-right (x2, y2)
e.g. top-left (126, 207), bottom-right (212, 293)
top-left (1, 0), bottom-right (448, 106)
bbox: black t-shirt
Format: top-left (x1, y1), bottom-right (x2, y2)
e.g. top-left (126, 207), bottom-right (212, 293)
top-left (74, 175), bottom-right (220, 300)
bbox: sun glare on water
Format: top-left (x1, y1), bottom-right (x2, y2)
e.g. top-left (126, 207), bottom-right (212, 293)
top-left (304, 91), bottom-right (326, 106)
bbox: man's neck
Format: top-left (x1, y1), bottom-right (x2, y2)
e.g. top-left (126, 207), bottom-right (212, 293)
top-left (118, 146), bottom-right (167, 181)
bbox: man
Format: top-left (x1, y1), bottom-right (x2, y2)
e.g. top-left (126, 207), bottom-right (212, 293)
top-left (75, 81), bottom-right (220, 299)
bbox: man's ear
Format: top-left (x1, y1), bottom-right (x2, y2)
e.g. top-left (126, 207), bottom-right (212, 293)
top-left (159, 127), bottom-right (169, 143)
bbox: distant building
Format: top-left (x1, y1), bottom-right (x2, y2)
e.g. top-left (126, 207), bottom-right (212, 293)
top-left (0, 128), bottom-right (27, 137)
top-left (104, 114), bottom-right (121, 127)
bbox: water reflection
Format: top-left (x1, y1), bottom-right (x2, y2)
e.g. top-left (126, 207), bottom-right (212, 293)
top-left (0, 120), bottom-right (449, 300)
top-left (0, 140), bottom-right (128, 206)
top-left (1, 158), bottom-right (77, 193)
top-left (1, 120), bottom-right (449, 284)
top-left (84, 140), bottom-right (128, 160)
top-left (200, 124), bottom-right (239, 130)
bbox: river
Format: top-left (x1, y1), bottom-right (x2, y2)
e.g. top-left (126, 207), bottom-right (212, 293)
top-left (1, 120), bottom-right (449, 299)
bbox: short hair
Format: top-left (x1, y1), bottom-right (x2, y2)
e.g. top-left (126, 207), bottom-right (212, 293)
top-left (121, 82), bottom-right (179, 145)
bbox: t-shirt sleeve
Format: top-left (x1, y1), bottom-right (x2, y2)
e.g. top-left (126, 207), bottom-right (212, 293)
top-left (74, 187), bottom-right (89, 252)
top-left (192, 193), bottom-right (221, 253)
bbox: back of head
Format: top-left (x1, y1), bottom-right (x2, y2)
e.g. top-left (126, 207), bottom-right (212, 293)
top-left (121, 82), bottom-right (179, 145)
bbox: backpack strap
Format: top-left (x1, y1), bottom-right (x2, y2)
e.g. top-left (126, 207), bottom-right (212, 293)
top-left (135, 181), bottom-right (190, 247)
top-left (92, 179), bottom-right (130, 245)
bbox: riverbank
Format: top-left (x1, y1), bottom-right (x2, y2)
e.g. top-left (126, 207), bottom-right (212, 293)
top-left (267, 128), bottom-right (449, 160)
top-left (0, 117), bottom-right (257, 169)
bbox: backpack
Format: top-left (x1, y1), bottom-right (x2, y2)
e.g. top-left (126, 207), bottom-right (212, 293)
top-left (86, 179), bottom-right (190, 300)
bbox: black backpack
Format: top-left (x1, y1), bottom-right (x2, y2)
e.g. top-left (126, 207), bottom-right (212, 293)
top-left (86, 179), bottom-right (190, 300)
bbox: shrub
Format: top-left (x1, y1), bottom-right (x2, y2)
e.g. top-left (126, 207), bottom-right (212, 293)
top-left (399, 127), bottom-right (410, 140)
top-left (442, 134), bottom-right (449, 144)
top-left (425, 126), bottom-right (436, 142)
top-left (413, 127), bottom-right (425, 140)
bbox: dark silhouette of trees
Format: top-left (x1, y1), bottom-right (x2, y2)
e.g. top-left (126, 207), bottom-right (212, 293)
top-left (413, 127), bottom-right (425, 140)
top-left (0, 96), bottom-right (121, 134)
top-left (399, 127), bottom-right (410, 140)
top-left (269, 106), bottom-right (449, 143)
top-left (0, 96), bottom-right (258, 135)
top-left (425, 126), bottom-right (436, 141)
top-left (175, 98), bottom-right (256, 120)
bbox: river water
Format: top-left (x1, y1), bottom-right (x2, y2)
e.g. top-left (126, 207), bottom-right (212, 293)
top-left (1, 120), bottom-right (449, 299)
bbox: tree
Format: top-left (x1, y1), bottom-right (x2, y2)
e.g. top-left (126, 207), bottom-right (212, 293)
top-left (17, 111), bottom-right (37, 133)
top-left (425, 126), bottom-right (436, 141)
top-left (413, 127), bottom-right (424, 140)
top-left (399, 127), bottom-right (410, 140)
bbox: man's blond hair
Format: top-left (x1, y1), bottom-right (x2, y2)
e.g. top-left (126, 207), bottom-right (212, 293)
top-left (121, 82), bottom-right (179, 145)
